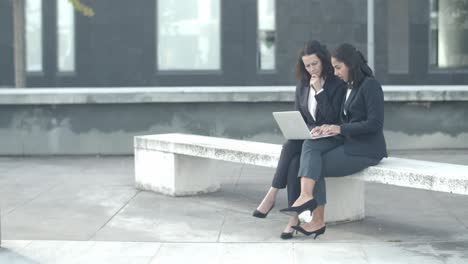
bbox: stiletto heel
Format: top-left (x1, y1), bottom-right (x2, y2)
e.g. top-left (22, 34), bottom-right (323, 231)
top-left (252, 203), bottom-right (274, 218)
top-left (313, 232), bottom-right (323, 240)
top-left (291, 225), bottom-right (326, 240)
top-left (279, 199), bottom-right (317, 216)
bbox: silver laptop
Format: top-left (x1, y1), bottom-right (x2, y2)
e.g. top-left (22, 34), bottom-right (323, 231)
top-left (272, 111), bottom-right (335, 140)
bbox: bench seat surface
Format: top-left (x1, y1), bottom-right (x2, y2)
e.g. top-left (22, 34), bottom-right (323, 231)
top-left (135, 133), bottom-right (468, 195)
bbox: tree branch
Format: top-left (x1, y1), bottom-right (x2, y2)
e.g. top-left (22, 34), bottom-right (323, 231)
top-left (68, 0), bottom-right (95, 17)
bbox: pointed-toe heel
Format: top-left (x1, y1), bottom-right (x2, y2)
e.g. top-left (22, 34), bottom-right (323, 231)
top-left (279, 220), bottom-right (301, 240)
top-left (279, 199), bottom-right (317, 216)
top-left (280, 232), bottom-right (293, 240)
top-left (252, 204), bottom-right (274, 218)
top-left (291, 225), bottom-right (326, 240)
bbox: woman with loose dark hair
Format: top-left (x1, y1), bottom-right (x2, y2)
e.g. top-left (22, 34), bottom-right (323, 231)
top-left (280, 43), bottom-right (387, 239)
top-left (295, 41), bottom-right (335, 85)
top-left (252, 40), bottom-right (346, 239)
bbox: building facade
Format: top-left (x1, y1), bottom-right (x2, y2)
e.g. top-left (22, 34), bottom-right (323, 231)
top-left (1, 0), bottom-right (468, 155)
top-left (1, 0), bottom-right (467, 88)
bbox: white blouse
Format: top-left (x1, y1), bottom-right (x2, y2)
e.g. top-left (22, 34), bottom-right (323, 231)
top-left (344, 88), bottom-right (352, 115)
top-left (308, 78), bottom-right (325, 120)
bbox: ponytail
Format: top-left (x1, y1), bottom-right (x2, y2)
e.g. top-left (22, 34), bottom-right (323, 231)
top-left (357, 50), bottom-right (373, 77)
top-left (332, 43), bottom-right (373, 89)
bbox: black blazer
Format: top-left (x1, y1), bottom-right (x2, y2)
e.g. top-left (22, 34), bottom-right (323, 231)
top-left (340, 77), bottom-right (388, 159)
top-left (294, 75), bottom-right (346, 130)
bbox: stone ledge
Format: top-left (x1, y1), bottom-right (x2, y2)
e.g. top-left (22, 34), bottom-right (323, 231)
top-left (1, 85), bottom-right (468, 105)
top-left (135, 133), bottom-right (468, 195)
top-left (135, 133), bottom-right (282, 168)
top-left (352, 158), bottom-right (468, 195)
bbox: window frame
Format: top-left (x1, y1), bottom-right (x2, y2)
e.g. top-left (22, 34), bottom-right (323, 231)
top-left (427, 0), bottom-right (468, 73)
top-left (56, 0), bottom-right (76, 74)
top-left (155, 0), bottom-right (223, 73)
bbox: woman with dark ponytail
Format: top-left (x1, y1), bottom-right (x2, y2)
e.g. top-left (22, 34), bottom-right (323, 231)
top-left (332, 43), bottom-right (373, 89)
top-left (280, 43), bottom-right (387, 239)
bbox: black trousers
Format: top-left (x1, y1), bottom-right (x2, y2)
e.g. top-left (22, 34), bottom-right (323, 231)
top-left (299, 137), bottom-right (381, 205)
top-left (271, 140), bottom-right (302, 207)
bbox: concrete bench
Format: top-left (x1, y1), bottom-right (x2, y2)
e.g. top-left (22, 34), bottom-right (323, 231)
top-left (134, 133), bottom-right (468, 223)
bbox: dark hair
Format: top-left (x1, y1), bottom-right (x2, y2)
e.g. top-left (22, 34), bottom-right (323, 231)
top-left (295, 40), bottom-right (334, 87)
top-left (331, 43), bottom-right (373, 89)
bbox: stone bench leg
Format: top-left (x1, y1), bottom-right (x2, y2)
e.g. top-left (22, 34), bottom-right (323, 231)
top-left (135, 149), bottom-right (221, 196)
top-left (324, 178), bottom-right (365, 223)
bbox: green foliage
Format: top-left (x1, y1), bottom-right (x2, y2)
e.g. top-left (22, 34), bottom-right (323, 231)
top-left (68, 0), bottom-right (95, 17)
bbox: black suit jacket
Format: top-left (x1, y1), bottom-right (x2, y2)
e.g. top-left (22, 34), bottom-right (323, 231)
top-left (294, 75), bottom-right (346, 130)
top-left (340, 77), bottom-right (388, 159)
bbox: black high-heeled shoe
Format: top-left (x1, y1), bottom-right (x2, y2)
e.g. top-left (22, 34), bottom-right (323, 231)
top-left (280, 219), bottom-right (301, 240)
top-left (280, 230), bottom-right (296, 240)
top-left (252, 203), bottom-right (274, 218)
top-left (279, 199), bottom-right (317, 216)
top-left (291, 225), bottom-right (326, 240)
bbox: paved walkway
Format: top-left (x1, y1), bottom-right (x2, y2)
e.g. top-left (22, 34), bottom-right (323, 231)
top-left (1, 150), bottom-right (468, 263)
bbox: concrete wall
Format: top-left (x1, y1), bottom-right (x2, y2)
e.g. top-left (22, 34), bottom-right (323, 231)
top-left (1, 86), bottom-right (468, 155)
